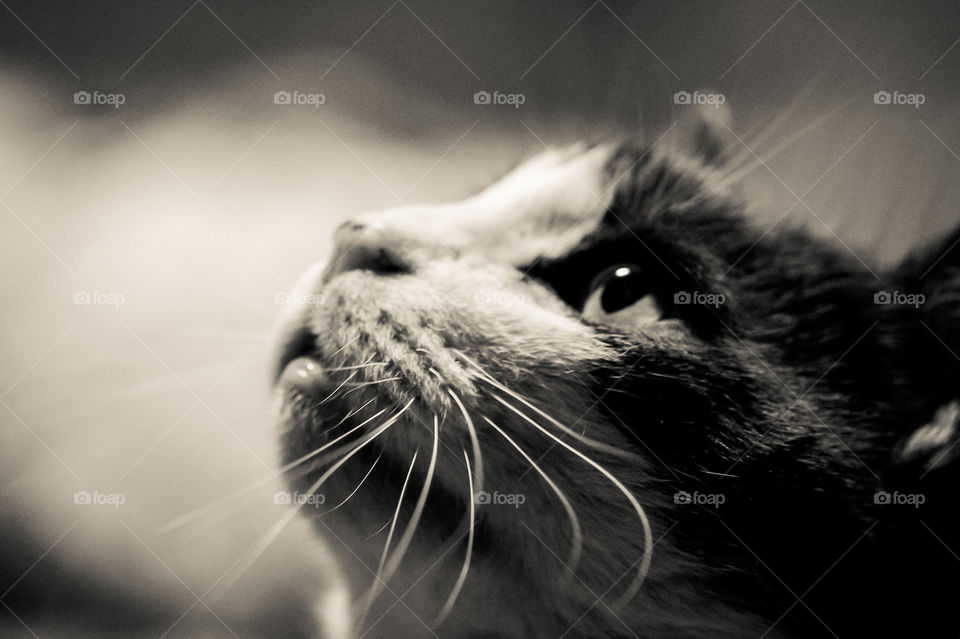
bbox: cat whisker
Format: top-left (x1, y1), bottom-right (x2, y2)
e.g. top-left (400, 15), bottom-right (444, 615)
top-left (216, 401), bottom-right (409, 596)
top-left (483, 416), bottom-right (582, 580)
top-left (702, 470), bottom-right (739, 478)
top-left (331, 396), bottom-right (378, 429)
top-left (359, 448), bottom-right (420, 630)
top-left (319, 451), bottom-right (382, 517)
top-left (718, 69), bottom-right (829, 174)
top-left (489, 390), bottom-right (653, 607)
top-left (458, 351), bottom-right (630, 459)
top-left (717, 96), bottom-right (857, 190)
top-left (364, 515), bottom-right (394, 541)
top-left (322, 362), bottom-right (390, 373)
top-left (162, 443), bottom-right (360, 538)
top-left (340, 377), bottom-right (402, 390)
top-left (432, 448), bottom-right (476, 628)
top-left (154, 405), bottom-right (389, 535)
top-left (379, 415), bottom-right (439, 587)
top-left (338, 377), bottom-right (403, 402)
top-left (314, 370), bottom-right (359, 406)
top-left (282, 405), bottom-right (395, 475)
top-left (326, 335), bottom-right (360, 360)
top-left (448, 388), bottom-right (484, 499)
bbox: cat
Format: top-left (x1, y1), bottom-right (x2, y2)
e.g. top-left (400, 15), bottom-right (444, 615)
top-left (274, 114), bottom-right (960, 638)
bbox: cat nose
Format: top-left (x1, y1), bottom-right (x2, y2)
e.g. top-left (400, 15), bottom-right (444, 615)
top-left (322, 219), bottom-right (411, 282)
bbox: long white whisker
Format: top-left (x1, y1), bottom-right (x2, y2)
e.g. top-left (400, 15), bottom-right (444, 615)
top-left (717, 96), bottom-right (857, 189)
top-left (154, 406), bottom-right (389, 535)
top-left (483, 416), bottom-right (582, 578)
top-left (315, 370), bottom-right (359, 406)
top-left (456, 352), bottom-right (630, 459)
top-left (170, 441), bottom-right (362, 538)
top-left (217, 402), bottom-right (407, 595)
top-left (320, 451), bottom-right (382, 517)
top-left (719, 69), bottom-right (828, 173)
top-left (493, 383), bottom-right (628, 459)
top-left (360, 449), bottom-right (419, 630)
top-left (432, 448), bottom-right (476, 627)
top-left (331, 396), bottom-right (378, 429)
top-left (380, 415), bottom-right (439, 584)
top-left (341, 377), bottom-right (402, 392)
top-left (324, 362), bottom-right (390, 372)
top-left (364, 516), bottom-right (393, 541)
top-left (489, 391), bottom-right (653, 607)
top-left (326, 335), bottom-right (359, 360)
top-left (448, 389), bottom-right (484, 497)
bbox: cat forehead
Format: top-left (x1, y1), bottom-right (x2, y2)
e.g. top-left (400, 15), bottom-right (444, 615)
top-left (355, 144), bottom-right (617, 265)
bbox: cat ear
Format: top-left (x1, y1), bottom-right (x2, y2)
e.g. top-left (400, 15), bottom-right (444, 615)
top-left (675, 93), bottom-right (734, 167)
top-left (891, 223), bottom-right (960, 445)
top-left (894, 223), bottom-right (960, 398)
top-left (896, 222), bottom-right (960, 290)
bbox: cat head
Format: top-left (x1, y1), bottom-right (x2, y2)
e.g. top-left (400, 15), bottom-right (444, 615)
top-left (274, 119), bottom-right (960, 638)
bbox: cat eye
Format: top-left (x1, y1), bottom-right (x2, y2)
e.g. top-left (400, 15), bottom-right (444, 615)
top-left (582, 264), bottom-right (662, 323)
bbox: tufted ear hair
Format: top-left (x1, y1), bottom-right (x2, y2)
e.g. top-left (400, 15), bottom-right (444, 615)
top-left (675, 93), bottom-right (735, 167)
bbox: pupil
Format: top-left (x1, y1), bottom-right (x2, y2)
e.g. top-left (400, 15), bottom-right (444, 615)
top-left (600, 267), bottom-right (646, 313)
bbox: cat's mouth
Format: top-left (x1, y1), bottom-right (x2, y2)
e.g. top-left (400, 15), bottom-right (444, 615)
top-left (273, 325), bottom-right (324, 387)
top-left (272, 276), bottom-right (659, 629)
top-left (272, 324), bottom-right (449, 476)
top-left (274, 329), bottom-right (486, 561)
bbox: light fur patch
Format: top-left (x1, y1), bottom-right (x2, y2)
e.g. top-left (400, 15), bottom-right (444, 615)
top-left (337, 144), bottom-right (615, 268)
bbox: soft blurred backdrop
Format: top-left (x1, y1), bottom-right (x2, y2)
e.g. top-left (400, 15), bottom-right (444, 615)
top-left (1, 1), bottom-right (959, 636)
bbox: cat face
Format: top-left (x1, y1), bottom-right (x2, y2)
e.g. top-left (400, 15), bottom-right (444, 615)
top-left (274, 135), bottom-right (960, 638)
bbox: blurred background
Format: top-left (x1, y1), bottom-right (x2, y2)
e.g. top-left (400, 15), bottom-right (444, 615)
top-left (1, 1), bottom-right (959, 636)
